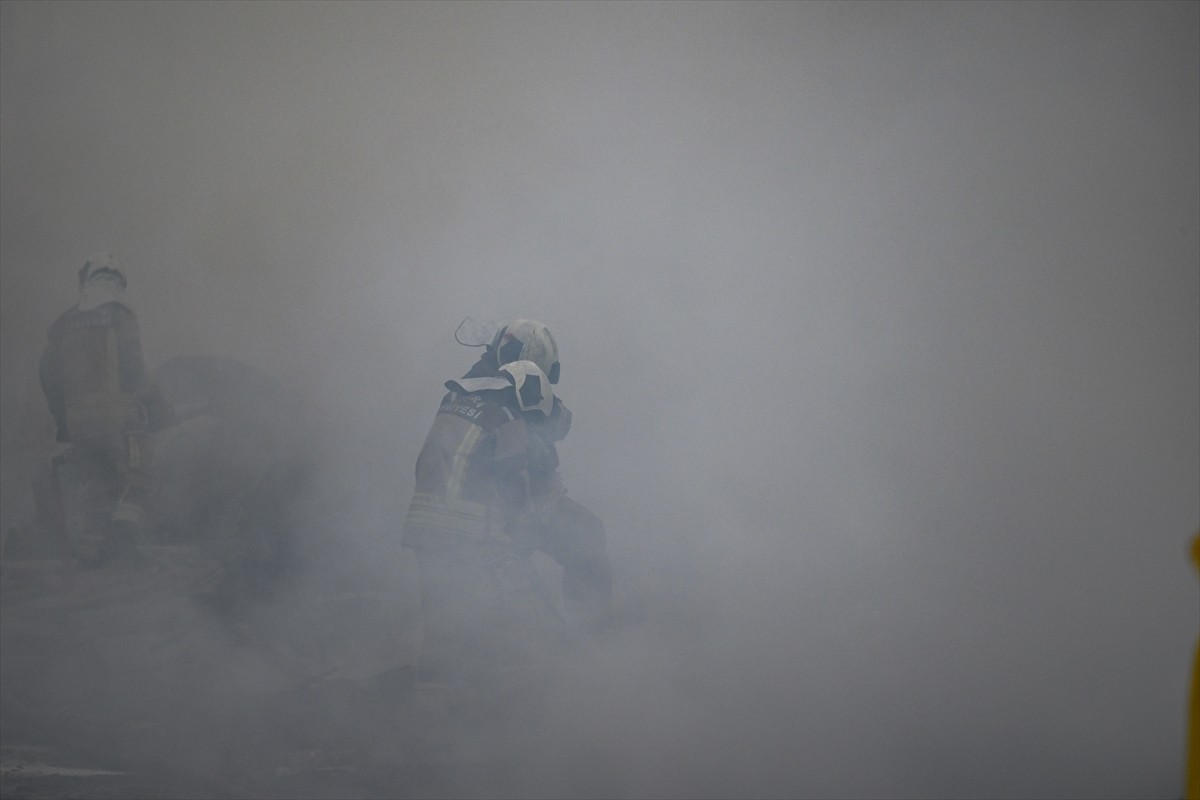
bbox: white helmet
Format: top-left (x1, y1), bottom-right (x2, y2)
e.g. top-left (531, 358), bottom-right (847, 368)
top-left (490, 319), bottom-right (560, 384)
top-left (498, 360), bottom-right (554, 417)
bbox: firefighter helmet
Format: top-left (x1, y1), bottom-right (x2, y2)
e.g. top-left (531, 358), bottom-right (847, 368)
top-left (490, 319), bottom-right (560, 384)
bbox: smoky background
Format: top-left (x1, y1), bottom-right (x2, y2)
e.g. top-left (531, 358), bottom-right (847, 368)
top-left (1, 1), bottom-right (1197, 798)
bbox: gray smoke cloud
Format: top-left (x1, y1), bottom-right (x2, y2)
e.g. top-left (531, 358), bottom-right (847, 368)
top-left (2, 2), bottom-right (1197, 798)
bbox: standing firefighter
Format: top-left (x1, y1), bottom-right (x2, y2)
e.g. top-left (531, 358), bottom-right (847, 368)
top-left (403, 320), bottom-right (611, 699)
top-left (37, 255), bottom-right (174, 565)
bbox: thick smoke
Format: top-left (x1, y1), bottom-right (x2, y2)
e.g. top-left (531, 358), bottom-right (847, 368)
top-left (2, 2), bottom-right (1197, 798)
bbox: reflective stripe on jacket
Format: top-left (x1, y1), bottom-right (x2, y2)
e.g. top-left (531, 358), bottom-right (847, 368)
top-left (402, 387), bottom-right (531, 549)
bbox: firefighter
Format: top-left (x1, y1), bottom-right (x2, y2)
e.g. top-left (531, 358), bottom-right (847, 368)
top-left (457, 319), bottom-right (613, 628)
top-left (403, 345), bottom-right (614, 700)
top-left (38, 255), bottom-right (174, 565)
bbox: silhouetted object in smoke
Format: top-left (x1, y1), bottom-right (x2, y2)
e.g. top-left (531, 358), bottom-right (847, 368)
top-left (36, 255), bottom-right (176, 567)
top-left (403, 321), bottom-right (613, 724)
top-left (151, 354), bottom-right (295, 546)
top-left (148, 355), bottom-right (324, 619)
top-left (200, 454), bottom-right (317, 622)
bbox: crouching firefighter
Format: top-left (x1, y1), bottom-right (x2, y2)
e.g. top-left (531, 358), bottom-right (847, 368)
top-left (36, 255), bottom-right (175, 566)
top-left (458, 318), bottom-right (613, 629)
top-left (402, 358), bottom-right (610, 700)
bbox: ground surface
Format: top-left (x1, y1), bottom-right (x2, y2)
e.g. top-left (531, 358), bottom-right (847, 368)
top-left (0, 548), bottom-right (534, 800)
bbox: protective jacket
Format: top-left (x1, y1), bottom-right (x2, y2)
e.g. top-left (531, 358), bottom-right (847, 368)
top-left (39, 301), bottom-right (173, 442)
top-left (402, 378), bottom-right (538, 550)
